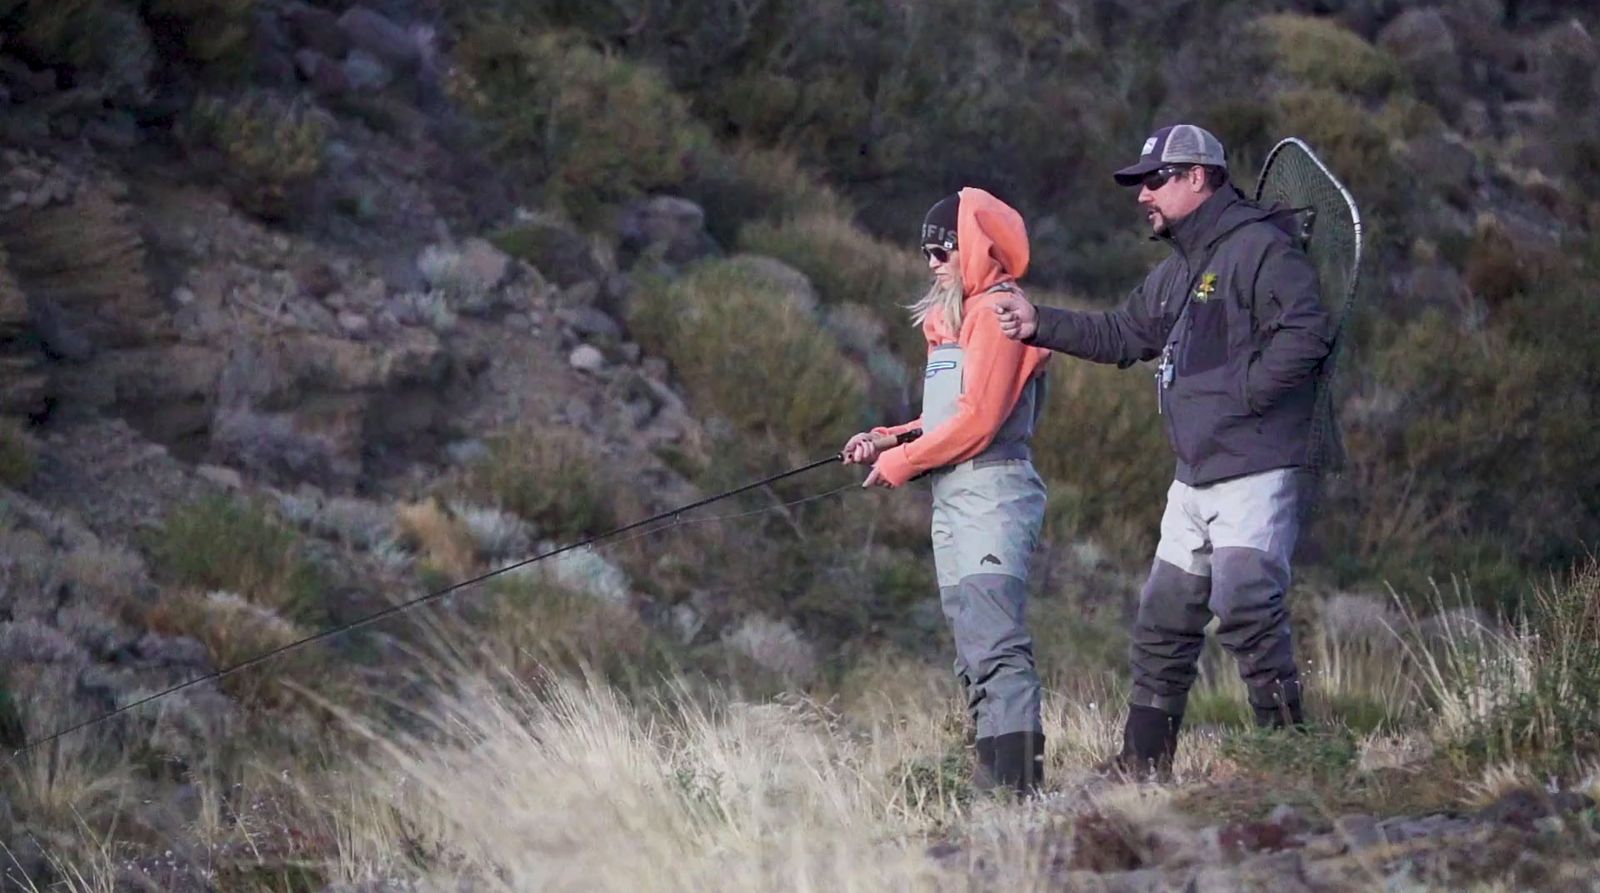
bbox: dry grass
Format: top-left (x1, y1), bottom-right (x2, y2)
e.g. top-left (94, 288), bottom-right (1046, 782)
top-left (395, 499), bottom-right (478, 580)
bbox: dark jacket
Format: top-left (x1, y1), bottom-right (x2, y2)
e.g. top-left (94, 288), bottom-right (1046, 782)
top-left (1028, 187), bottom-right (1331, 486)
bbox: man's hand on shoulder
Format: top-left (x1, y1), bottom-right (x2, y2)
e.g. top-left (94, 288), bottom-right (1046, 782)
top-left (991, 294), bottom-right (1037, 341)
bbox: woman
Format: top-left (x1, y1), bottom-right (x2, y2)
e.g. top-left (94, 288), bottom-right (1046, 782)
top-left (842, 188), bottom-right (1052, 796)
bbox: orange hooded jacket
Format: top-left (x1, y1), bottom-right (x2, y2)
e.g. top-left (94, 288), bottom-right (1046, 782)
top-left (871, 187), bottom-right (1051, 487)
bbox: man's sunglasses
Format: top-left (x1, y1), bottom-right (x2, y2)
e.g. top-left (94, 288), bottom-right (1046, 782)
top-left (922, 244), bottom-right (954, 263)
top-left (1140, 165), bottom-right (1192, 191)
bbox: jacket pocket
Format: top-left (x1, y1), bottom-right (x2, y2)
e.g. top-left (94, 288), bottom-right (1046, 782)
top-left (1178, 299), bottom-right (1229, 376)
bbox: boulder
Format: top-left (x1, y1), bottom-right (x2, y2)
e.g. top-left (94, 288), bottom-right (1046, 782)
top-left (337, 7), bottom-right (419, 71)
top-left (284, 2), bottom-right (349, 59)
top-left (618, 196), bottom-right (718, 266)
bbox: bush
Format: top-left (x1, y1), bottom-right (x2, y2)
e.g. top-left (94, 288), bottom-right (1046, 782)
top-left (144, 588), bottom-right (317, 708)
top-left (143, 0), bottom-right (257, 70)
top-left (629, 260), bottom-right (868, 449)
top-left (1433, 559), bottom-right (1600, 778)
top-left (147, 494), bottom-right (326, 623)
top-left (1251, 13), bottom-right (1401, 97)
top-left (0, 418), bottom-right (35, 487)
top-left (0, 173), bottom-right (151, 330)
top-left (736, 211), bottom-right (927, 362)
top-left (460, 427), bottom-right (617, 542)
top-left (453, 24), bottom-right (709, 223)
top-left (1272, 88), bottom-right (1399, 209)
top-left (182, 90), bottom-right (329, 221)
top-left (1030, 326), bottom-right (1171, 563)
top-left (0, 0), bottom-right (154, 102)
top-left (682, 143), bottom-right (851, 248)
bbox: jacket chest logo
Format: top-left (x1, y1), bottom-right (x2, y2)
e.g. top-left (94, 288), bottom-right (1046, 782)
top-left (1193, 271), bottom-right (1219, 303)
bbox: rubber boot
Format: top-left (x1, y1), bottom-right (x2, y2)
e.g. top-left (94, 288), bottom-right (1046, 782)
top-left (1249, 680), bottom-right (1306, 730)
top-left (1101, 704), bottom-right (1181, 781)
top-left (973, 736), bottom-right (998, 791)
top-left (991, 730), bottom-right (1045, 797)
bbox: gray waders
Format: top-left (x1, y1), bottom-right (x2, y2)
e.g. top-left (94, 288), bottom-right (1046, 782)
top-left (922, 335), bottom-right (1048, 796)
top-left (1116, 467), bottom-right (1307, 778)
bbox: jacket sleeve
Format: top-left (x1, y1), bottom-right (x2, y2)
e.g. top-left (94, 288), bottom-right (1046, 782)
top-left (872, 309), bottom-right (1027, 486)
top-left (1024, 283), bottom-right (1166, 367)
top-left (1243, 242), bottom-right (1333, 413)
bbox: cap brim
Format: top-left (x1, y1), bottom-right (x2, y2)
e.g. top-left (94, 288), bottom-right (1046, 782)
top-left (1113, 159), bottom-right (1162, 187)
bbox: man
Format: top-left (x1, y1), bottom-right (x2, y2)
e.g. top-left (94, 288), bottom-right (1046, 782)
top-left (843, 188), bottom-right (1052, 796)
top-left (991, 124), bottom-right (1332, 778)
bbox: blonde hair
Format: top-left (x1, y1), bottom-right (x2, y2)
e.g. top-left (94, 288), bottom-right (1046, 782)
top-left (907, 278), bottom-right (963, 334)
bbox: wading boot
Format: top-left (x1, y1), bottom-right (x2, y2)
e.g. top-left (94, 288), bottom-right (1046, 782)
top-left (1250, 680), bottom-right (1306, 730)
top-left (973, 736), bottom-right (998, 792)
top-left (1098, 704), bottom-right (1181, 782)
top-left (992, 730), bottom-right (1045, 797)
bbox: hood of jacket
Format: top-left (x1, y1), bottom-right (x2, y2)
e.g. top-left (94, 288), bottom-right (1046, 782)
top-left (956, 187), bottom-right (1029, 297)
top-left (1163, 185), bottom-right (1289, 257)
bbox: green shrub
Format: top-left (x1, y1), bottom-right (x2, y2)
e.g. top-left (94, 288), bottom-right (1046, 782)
top-left (144, 588), bottom-right (320, 709)
top-left (1030, 330), bottom-right (1171, 563)
top-left (0, 172), bottom-right (151, 320)
top-left (147, 494), bottom-right (326, 623)
top-left (182, 91), bottom-right (329, 220)
top-left (454, 24), bottom-right (709, 223)
top-left (461, 426), bottom-right (617, 542)
top-left (1273, 88), bottom-right (1398, 205)
top-left (683, 143), bottom-right (851, 247)
top-left (0, 418), bottom-right (35, 487)
top-left (736, 211), bottom-right (927, 362)
top-left (1437, 559), bottom-right (1600, 777)
top-left (143, 0), bottom-right (257, 69)
top-left (1251, 13), bottom-right (1401, 97)
top-left (628, 260), bottom-right (868, 448)
top-left (0, 0), bottom-right (153, 99)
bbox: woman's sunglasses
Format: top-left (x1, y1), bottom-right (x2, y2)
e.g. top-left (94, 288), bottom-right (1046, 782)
top-left (922, 244), bottom-right (953, 263)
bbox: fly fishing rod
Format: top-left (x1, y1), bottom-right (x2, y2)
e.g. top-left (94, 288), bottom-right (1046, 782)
top-left (9, 429), bottom-right (922, 761)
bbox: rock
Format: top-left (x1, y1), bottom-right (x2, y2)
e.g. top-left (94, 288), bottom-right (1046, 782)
top-left (460, 238), bottom-right (512, 291)
top-left (722, 614), bottom-right (817, 682)
top-left (1379, 9), bottom-right (1460, 100)
top-left (569, 344), bottom-right (605, 374)
top-left (310, 56), bottom-right (353, 97)
top-left (0, 620), bottom-right (83, 663)
top-left (285, 2), bottom-right (349, 59)
top-left (251, 6), bottom-right (300, 89)
top-left (84, 111), bottom-right (140, 151)
top-left (337, 7), bottom-right (419, 71)
top-left (496, 215), bottom-right (604, 287)
top-left (567, 306), bottom-right (622, 342)
top-left (618, 195), bottom-right (717, 266)
top-left (1331, 814), bottom-right (1382, 850)
top-left (344, 49), bottom-right (393, 92)
top-left (30, 293), bottom-right (95, 362)
top-left (338, 311), bottom-right (371, 339)
top-left (195, 464), bottom-right (243, 490)
top-left (132, 633), bottom-right (210, 668)
top-left (295, 48), bottom-right (330, 80)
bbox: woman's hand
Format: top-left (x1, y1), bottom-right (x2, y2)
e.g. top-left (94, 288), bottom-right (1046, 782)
top-left (842, 432), bottom-right (896, 465)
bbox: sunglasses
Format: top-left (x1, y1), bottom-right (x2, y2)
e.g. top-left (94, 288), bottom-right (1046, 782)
top-left (1140, 165), bottom-right (1192, 191)
top-left (922, 244), bottom-right (954, 263)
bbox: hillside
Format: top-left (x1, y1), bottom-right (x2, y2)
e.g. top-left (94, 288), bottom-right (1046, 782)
top-left (1, 0), bottom-right (1599, 890)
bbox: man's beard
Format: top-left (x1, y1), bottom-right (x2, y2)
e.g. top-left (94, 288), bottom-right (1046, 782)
top-left (1146, 206), bottom-right (1168, 234)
